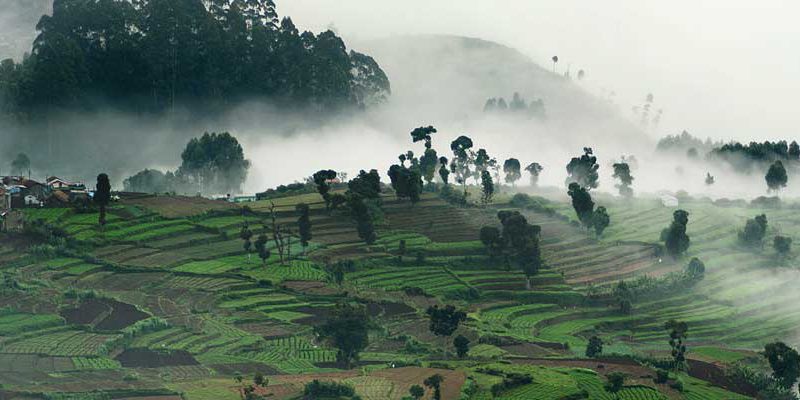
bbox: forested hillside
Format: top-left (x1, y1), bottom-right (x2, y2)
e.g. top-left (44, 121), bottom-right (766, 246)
top-left (0, 0), bottom-right (390, 120)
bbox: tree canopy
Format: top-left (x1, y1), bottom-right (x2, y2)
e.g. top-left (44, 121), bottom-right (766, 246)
top-left (178, 132), bottom-right (250, 194)
top-left (0, 0), bottom-right (390, 120)
top-left (566, 147), bottom-right (599, 189)
top-left (314, 303), bottom-right (371, 369)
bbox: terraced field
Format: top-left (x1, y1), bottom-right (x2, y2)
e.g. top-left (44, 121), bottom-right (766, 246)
top-left (0, 190), bottom-right (784, 399)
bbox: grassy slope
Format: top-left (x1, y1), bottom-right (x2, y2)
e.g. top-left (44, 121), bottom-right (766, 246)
top-left (0, 191), bottom-right (774, 399)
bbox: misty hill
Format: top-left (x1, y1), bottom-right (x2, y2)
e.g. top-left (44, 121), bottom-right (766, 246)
top-left (360, 35), bottom-right (647, 150)
top-left (0, 0), bottom-right (389, 119)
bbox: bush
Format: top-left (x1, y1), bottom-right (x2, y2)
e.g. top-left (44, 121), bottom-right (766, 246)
top-left (402, 286), bottom-right (427, 297)
top-left (490, 372), bottom-right (533, 396)
top-left (303, 380), bottom-right (356, 399)
top-left (654, 369), bottom-right (669, 384)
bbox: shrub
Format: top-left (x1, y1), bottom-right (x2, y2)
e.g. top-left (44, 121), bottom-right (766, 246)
top-left (654, 369), bottom-right (669, 384)
top-left (490, 372), bottom-right (533, 396)
top-left (303, 380), bottom-right (356, 398)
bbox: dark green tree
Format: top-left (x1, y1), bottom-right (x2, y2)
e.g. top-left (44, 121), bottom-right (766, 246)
top-left (410, 126), bottom-right (437, 149)
top-left (312, 169), bottom-right (338, 209)
top-left (503, 158), bottom-right (522, 186)
top-left (480, 170), bottom-right (494, 205)
top-left (614, 280), bottom-right (633, 314)
top-left (419, 148), bottom-right (439, 185)
top-left (661, 210), bottom-right (690, 258)
top-left (397, 239), bottom-right (407, 263)
top-left (764, 341), bottom-right (800, 389)
top-left (664, 319), bottom-right (688, 370)
top-left (612, 162), bottom-right (634, 197)
top-left (592, 206), bottom-right (610, 236)
top-left (424, 374), bottom-right (444, 400)
top-left (254, 234), bottom-right (270, 265)
top-left (314, 303), bottom-right (370, 369)
top-left (774, 235), bottom-right (792, 256)
top-left (586, 336), bottom-right (603, 358)
top-left (426, 305), bottom-right (466, 356)
top-left (605, 372), bottom-right (625, 397)
top-left (525, 162), bottom-right (543, 187)
top-left (566, 147), bottom-right (599, 189)
top-left (450, 136), bottom-right (474, 187)
top-left (240, 224), bottom-right (254, 261)
top-left (438, 156), bottom-right (450, 185)
top-left (686, 257), bottom-right (705, 278)
top-left (453, 335), bottom-right (470, 358)
top-left (568, 183), bottom-right (595, 228)
top-left (766, 160), bottom-right (788, 192)
top-left (739, 214), bottom-right (768, 247)
top-left (479, 226), bottom-right (504, 260)
top-left (95, 173), bottom-right (111, 226)
top-left (497, 211), bottom-right (543, 289)
top-left (179, 132), bottom-right (250, 194)
top-left (296, 203), bottom-right (312, 254)
top-left (409, 384), bottom-right (424, 400)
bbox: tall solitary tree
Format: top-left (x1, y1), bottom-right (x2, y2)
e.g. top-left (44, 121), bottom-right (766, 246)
top-left (664, 319), bottom-right (688, 370)
top-left (497, 211), bottom-right (543, 289)
top-left (424, 374), bottom-right (444, 400)
top-left (612, 162), bottom-right (634, 197)
top-left (296, 203), bottom-right (312, 254)
top-left (566, 147), bottom-right (600, 189)
top-left (254, 234), bottom-right (270, 265)
top-left (313, 169), bottom-right (338, 210)
top-left (766, 160), bottom-right (788, 192)
top-left (314, 303), bottom-right (370, 369)
top-left (592, 206), bottom-right (610, 237)
top-left (480, 170), bottom-right (494, 205)
top-left (551, 55), bottom-right (559, 73)
top-left (568, 183), bottom-right (595, 228)
top-left (240, 224), bottom-right (254, 262)
top-left (503, 158), bottom-right (522, 186)
top-left (95, 173), bottom-right (111, 226)
top-left (438, 156), bottom-right (450, 185)
top-left (525, 162), bottom-right (543, 187)
top-left (453, 335), bottom-right (470, 358)
top-left (586, 336), bottom-right (603, 358)
top-left (662, 210), bottom-right (690, 258)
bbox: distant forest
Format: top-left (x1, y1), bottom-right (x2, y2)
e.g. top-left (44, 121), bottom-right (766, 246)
top-left (657, 131), bottom-right (800, 173)
top-left (0, 0), bottom-right (391, 120)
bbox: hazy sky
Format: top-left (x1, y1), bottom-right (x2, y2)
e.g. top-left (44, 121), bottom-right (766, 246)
top-left (280, 0), bottom-right (800, 142)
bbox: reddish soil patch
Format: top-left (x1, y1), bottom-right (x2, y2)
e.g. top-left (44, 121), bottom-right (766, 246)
top-left (61, 298), bottom-right (109, 325)
top-left (499, 343), bottom-right (562, 358)
top-left (292, 306), bottom-right (334, 325)
top-left (210, 362), bottom-right (279, 376)
top-left (60, 298), bottom-right (149, 331)
top-left (115, 348), bottom-right (199, 368)
top-left (688, 359), bottom-right (757, 397)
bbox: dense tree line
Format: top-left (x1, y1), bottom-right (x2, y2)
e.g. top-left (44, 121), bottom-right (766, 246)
top-left (0, 0), bottom-right (390, 120)
top-left (710, 140), bottom-right (800, 172)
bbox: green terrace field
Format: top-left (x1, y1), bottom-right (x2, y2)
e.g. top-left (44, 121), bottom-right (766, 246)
top-left (0, 190), bottom-right (788, 399)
